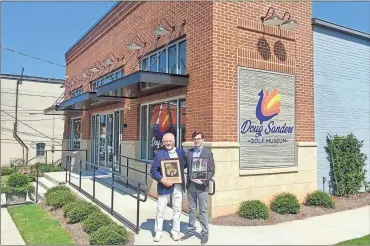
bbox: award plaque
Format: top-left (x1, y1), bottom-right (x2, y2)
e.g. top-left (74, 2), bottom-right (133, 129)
top-left (191, 157), bottom-right (209, 181)
top-left (160, 158), bottom-right (182, 183)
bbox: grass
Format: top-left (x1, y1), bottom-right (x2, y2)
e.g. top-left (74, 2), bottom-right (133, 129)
top-left (7, 204), bottom-right (75, 245)
top-left (337, 235), bottom-right (370, 245)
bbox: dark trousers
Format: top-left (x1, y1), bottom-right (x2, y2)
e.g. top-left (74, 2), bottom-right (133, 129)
top-left (187, 182), bottom-right (209, 235)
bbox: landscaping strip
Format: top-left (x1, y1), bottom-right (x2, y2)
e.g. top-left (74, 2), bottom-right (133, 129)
top-left (7, 204), bottom-right (74, 245)
top-left (337, 235), bottom-right (370, 245)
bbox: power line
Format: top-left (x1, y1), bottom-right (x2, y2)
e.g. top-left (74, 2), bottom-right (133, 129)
top-left (1, 91), bottom-right (59, 98)
top-left (1, 128), bottom-right (63, 140)
top-left (1, 109), bottom-right (62, 145)
top-left (1, 46), bottom-right (66, 68)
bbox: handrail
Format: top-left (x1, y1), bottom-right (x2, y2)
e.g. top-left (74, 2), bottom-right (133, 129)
top-left (64, 154), bottom-right (147, 234)
top-left (45, 149), bottom-right (87, 165)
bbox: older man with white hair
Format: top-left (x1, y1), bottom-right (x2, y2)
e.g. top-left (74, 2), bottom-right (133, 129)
top-left (150, 132), bottom-right (187, 242)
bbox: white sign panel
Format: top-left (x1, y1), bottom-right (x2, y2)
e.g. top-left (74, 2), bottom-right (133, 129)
top-left (238, 67), bottom-right (296, 169)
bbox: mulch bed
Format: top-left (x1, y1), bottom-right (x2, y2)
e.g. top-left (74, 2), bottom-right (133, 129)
top-left (40, 202), bottom-right (135, 245)
top-left (211, 192), bottom-right (370, 226)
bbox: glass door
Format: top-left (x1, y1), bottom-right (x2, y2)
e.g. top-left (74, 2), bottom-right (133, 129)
top-left (106, 113), bottom-right (114, 169)
top-left (99, 115), bottom-right (107, 168)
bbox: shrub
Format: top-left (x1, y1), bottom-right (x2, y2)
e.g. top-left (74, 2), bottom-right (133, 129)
top-left (325, 133), bottom-right (367, 196)
top-left (66, 201), bottom-right (100, 223)
top-left (62, 200), bottom-right (87, 216)
top-left (35, 163), bottom-right (65, 173)
top-left (82, 212), bottom-right (113, 234)
top-left (237, 200), bottom-right (269, 220)
top-left (4, 173), bottom-right (35, 194)
top-left (90, 224), bottom-right (130, 245)
top-left (305, 191), bottom-right (335, 209)
top-left (44, 185), bottom-right (70, 199)
top-left (1, 167), bottom-right (15, 176)
top-left (45, 189), bottom-right (76, 208)
top-left (270, 193), bottom-right (301, 214)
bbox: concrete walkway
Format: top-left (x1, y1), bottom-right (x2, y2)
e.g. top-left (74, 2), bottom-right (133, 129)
top-left (1, 207), bottom-right (26, 245)
top-left (45, 171), bottom-right (370, 245)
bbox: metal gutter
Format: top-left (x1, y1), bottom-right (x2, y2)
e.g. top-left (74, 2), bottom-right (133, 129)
top-left (312, 18), bottom-right (370, 40)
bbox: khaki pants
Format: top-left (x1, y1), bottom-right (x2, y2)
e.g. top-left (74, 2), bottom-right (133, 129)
top-left (154, 184), bottom-right (183, 236)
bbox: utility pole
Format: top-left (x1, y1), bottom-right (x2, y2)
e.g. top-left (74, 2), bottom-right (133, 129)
top-left (52, 115), bottom-right (55, 163)
top-left (13, 68), bottom-right (29, 165)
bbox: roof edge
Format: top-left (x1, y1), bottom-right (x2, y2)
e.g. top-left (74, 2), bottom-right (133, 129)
top-left (312, 18), bottom-right (370, 40)
top-left (1, 73), bottom-right (64, 84)
top-left (65, 1), bottom-right (120, 55)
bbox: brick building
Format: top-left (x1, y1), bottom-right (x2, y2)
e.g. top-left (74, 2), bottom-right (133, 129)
top-left (46, 1), bottom-right (317, 218)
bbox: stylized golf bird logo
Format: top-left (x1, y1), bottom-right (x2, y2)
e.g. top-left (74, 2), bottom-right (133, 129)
top-left (256, 88), bottom-right (281, 124)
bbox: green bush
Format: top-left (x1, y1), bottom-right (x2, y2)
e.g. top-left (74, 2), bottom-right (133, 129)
top-left (66, 201), bottom-right (100, 223)
top-left (3, 173), bottom-right (35, 194)
top-left (45, 189), bottom-right (76, 208)
top-left (237, 200), bottom-right (269, 220)
top-left (62, 200), bottom-right (87, 216)
top-left (35, 163), bottom-right (65, 173)
top-left (325, 133), bottom-right (367, 196)
top-left (90, 224), bottom-right (130, 245)
top-left (305, 191), bottom-right (335, 209)
top-left (82, 212), bottom-right (114, 234)
top-left (270, 193), bottom-right (301, 214)
top-left (44, 185), bottom-right (70, 200)
top-left (1, 167), bottom-right (15, 176)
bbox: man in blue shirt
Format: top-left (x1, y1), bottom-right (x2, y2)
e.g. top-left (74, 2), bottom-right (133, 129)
top-left (181, 131), bottom-right (215, 245)
top-left (150, 132), bottom-right (187, 242)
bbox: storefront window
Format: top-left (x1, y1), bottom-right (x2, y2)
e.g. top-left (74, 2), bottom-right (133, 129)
top-left (140, 38), bottom-right (186, 75)
top-left (70, 118), bottom-right (81, 150)
top-left (140, 98), bottom-right (186, 161)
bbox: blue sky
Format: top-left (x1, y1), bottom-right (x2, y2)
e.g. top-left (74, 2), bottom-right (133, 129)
top-left (1, 1), bottom-right (369, 79)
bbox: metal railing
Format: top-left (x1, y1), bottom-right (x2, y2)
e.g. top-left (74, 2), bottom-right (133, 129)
top-left (45, 149), bottom-right (87, 165)
top-left (113, 154), bottom-right (216, 196)
top-left (65, 155), bottom-right (147, 234)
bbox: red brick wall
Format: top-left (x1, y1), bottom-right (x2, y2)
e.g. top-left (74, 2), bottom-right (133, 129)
top-left (64, 1), bottom-right (213, 141)
top-left (64, 1), bottom-right (314, 143)
top-left (212, 2), bottom-right (314, 142)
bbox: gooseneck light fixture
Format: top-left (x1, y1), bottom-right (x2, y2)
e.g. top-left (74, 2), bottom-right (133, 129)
top-left (280, 12), bottom-right (298, 30)
top-left (127, 36), bottom-right (146, 51)
top-left (89, 61), bottom-right (104, 73)
top-left (153, 18), bottom-right (176, 37)
top-left (103, 52), bottom-right (123, 66)
top-left (261, 7), bottom-right (282, 26)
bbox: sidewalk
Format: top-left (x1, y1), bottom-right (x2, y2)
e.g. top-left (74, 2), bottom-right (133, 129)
top-left (1, 207), bottom-right (26, 245)
top-left (46, 172), bottom-right (370, 245)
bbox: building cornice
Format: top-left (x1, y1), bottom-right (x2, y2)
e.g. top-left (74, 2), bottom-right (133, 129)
top-left (1, 73), bottom-right (64, 84)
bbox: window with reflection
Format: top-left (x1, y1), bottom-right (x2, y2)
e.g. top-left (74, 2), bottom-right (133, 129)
top-left (140, 38), bottom-right (186, 75)
top-left (140, 98), bottom-right (186, 161)
top-left (70, 118), bottom-right (81, 150)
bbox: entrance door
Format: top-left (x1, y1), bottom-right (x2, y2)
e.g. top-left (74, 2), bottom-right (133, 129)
top-left (91, 110), bottom-right (123, 171)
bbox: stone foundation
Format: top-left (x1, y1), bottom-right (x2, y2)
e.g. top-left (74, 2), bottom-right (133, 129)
top-left (183, 141), bottom-right (317, 218)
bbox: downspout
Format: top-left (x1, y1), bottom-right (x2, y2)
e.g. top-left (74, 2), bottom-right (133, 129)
top-left (13, 68), bottom-right (29, 165)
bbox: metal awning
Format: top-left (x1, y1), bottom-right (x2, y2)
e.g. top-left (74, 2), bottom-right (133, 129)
top-left (44, 105), bottom-right (67, 115)
top-left (96, 70), bottom-right (189, 98)
top-left (44, 92), bottom-right (125, 114)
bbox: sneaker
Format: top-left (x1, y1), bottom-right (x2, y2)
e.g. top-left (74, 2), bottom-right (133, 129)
top-left (153, 233), bottom-right (162, 242)
top-left (172, 233), bottom-right (182, 241)
top-left (201, 234), bottom-right (208, 245)
top-left (181, 232), bottom-right (195, 240)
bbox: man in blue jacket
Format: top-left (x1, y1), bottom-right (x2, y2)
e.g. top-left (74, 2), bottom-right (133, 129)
top-left (150, 132), bottom-right (187, 242)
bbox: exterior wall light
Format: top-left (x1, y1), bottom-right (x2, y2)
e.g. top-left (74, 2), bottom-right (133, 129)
top-left (261, 7), bottom-right (282, 26)
top-left (103, 58), bottom-right (114, 66)
top-left (279, 12), bottom-right (298, 30)
top-left (81, 73), bottom-right (90, 79)
top-left (127, 36), bottom-right (146, 51)
top-left (89, 61), bottom-right (104, 73)
top-left (153, 18), bottom-right (175, 37)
